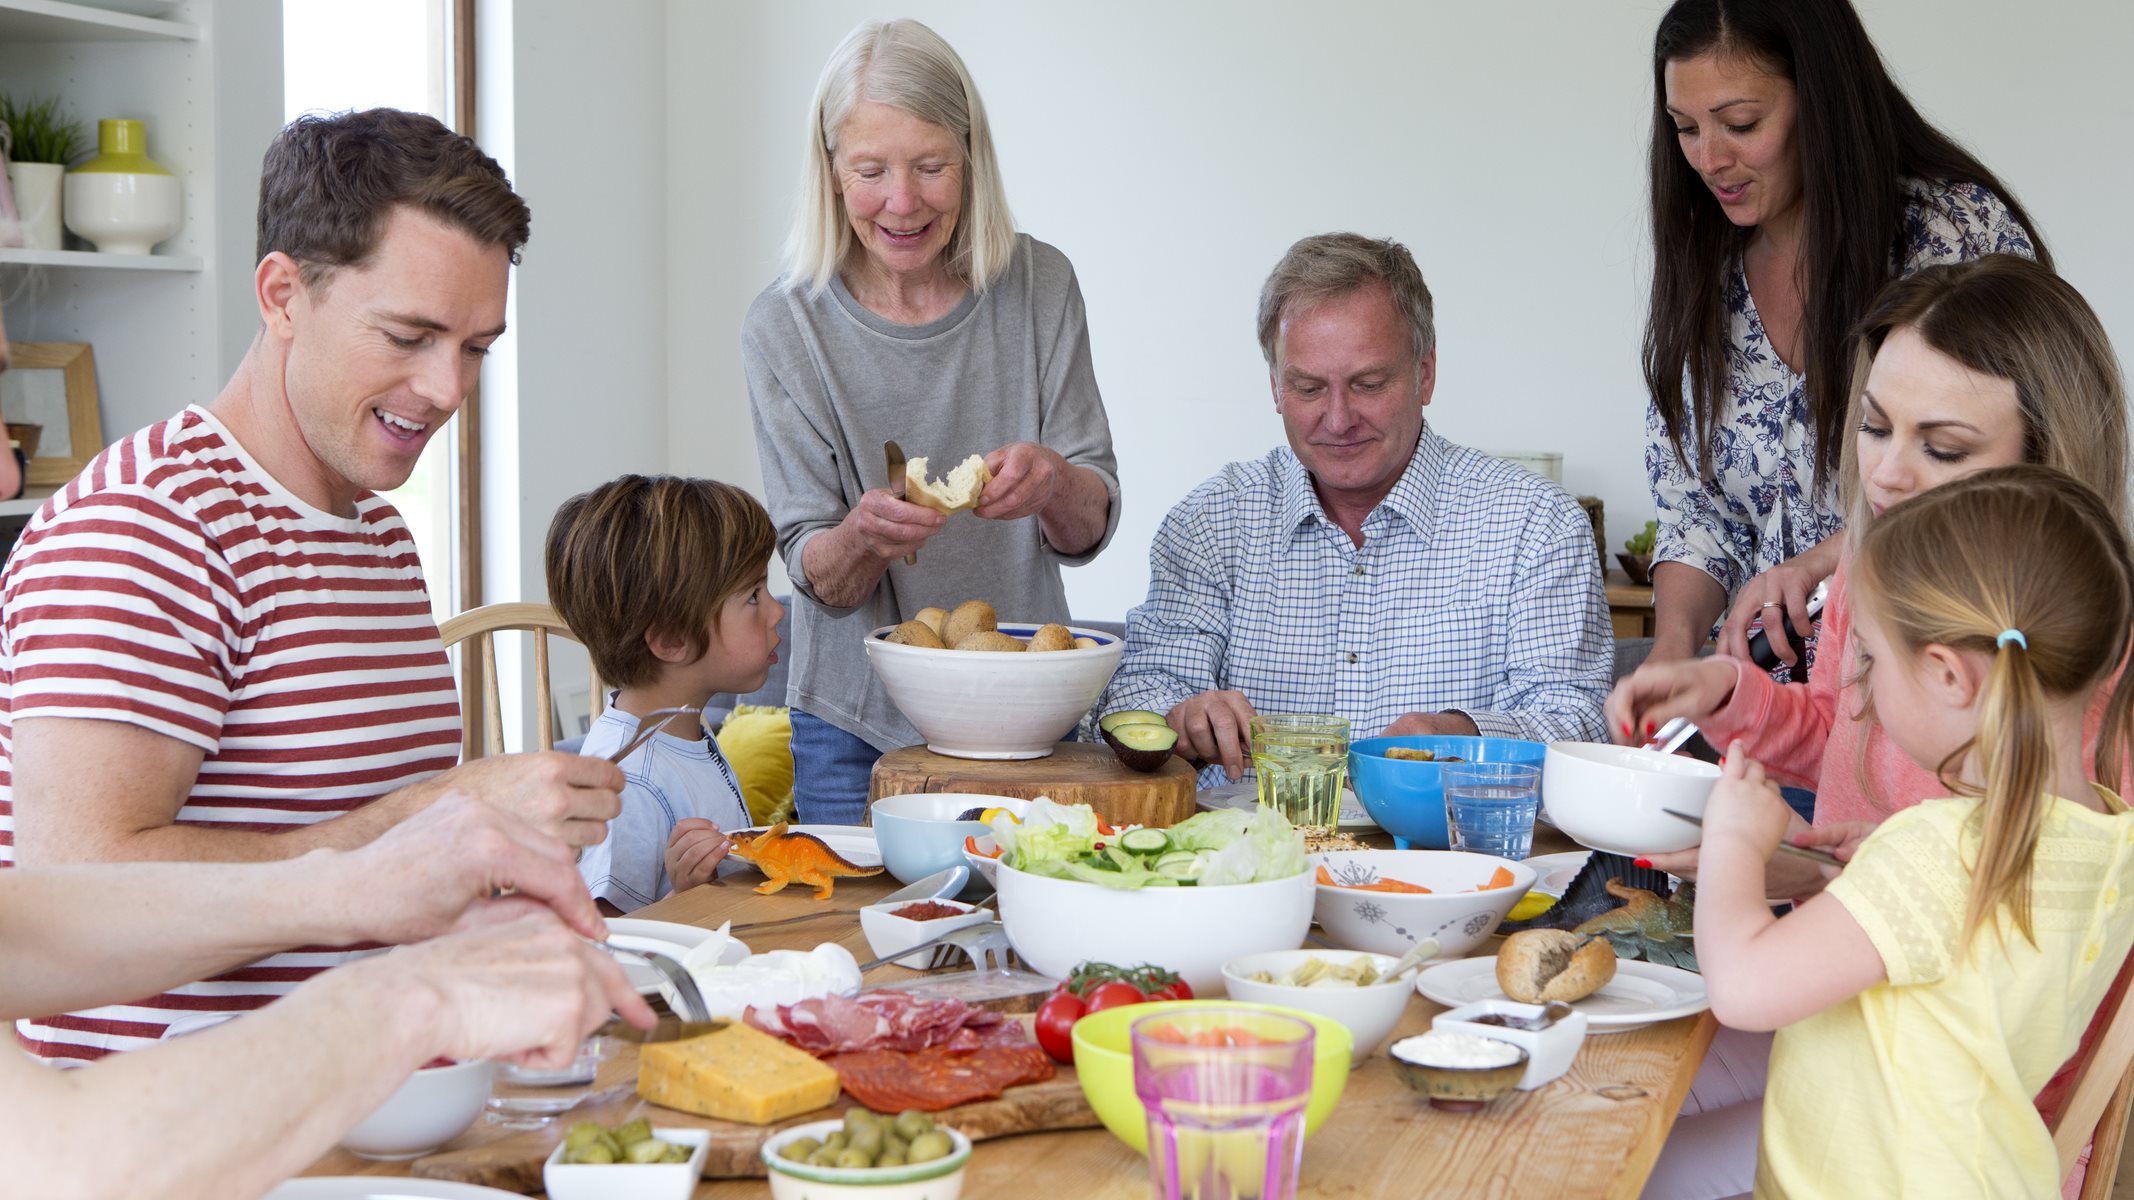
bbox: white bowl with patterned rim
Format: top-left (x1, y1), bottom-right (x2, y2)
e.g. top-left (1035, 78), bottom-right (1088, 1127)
top-left (1309, 850), bottom-right (1534, 959)
top-left (862, 622), bottom-right (1123, 759)
top-left (761, 1118), bottom-right (972, 1199)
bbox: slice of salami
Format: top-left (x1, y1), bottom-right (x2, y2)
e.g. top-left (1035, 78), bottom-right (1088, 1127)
top-left (828, 1040), bottom-right (1056, 1113)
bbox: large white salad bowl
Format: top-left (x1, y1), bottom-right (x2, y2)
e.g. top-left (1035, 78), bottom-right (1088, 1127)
top-left (993, 859), bottom-right (1314, 997)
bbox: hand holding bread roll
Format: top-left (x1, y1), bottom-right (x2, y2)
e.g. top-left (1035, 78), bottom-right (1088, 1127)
top-left (1496, 929), bottom-right (1617, 1003)
top-left (903, 454), bottom-right (992, 514)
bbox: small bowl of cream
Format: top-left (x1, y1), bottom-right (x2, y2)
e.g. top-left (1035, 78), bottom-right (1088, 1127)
top-left (1387, 1030), bottom-right (1529, 1112)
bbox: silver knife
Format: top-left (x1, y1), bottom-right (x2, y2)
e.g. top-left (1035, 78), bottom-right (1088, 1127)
top-left (884, 440), bottom-right (917, 566)
top-left (1661, 808), bottom-right (1846, 867)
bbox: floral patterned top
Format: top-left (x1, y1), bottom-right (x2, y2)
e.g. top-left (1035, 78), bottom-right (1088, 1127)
top-left (1645, 179), bottom-right (2035, 598)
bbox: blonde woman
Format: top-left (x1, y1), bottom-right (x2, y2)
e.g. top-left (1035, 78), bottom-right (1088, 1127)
top-left (743, 18), bottom-right (1119, 823)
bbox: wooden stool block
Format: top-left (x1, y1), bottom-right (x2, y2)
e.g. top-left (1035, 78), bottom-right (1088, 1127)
top-left (869, 742), bottom-right (1199, 828)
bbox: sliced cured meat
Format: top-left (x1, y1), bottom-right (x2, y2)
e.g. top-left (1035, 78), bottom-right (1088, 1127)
top-left (828, 1037), bottom-right (1056, 1113)
top-left (747, 989), bottom-right (1002, 1055)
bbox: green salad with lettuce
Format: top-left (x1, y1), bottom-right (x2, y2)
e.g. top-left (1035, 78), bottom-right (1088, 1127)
top-left (989, 798), bottom-right (1306, 890)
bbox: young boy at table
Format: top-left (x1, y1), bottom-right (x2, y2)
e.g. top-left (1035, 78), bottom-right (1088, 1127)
top-left (1695, 467), bottom-right (2134, 1199)
top-left (546, 474), bottom-right (784, 914)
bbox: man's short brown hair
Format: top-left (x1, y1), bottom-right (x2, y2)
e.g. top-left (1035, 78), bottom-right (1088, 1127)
top-left (545, 476), bottom-right (777, 689)
top-left (1257, 232), bottom-right (1436, 372)
top-left (257, 108), bottom-right (531, 289)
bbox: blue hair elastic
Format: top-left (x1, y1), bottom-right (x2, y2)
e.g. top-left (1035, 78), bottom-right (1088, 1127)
top-left (1997, 628), bottom-right (2028, 651)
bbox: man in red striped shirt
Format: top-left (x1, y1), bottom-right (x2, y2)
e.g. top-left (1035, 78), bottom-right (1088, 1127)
top-left (0, 109), bottom-right (625, 1063)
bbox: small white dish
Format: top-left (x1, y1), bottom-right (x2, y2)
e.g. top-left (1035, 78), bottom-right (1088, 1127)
top-left (1413, 957), bottom-right (1709, 1033)
top-left (337, 1058), bottom-right (496, 1160)
top-left (734, 824), bottom-right (883, 869)
top-left (963, 832), bottom-right (1004, 887)
top-left (1432, 999), bottom-right (1589, 1090)
top-left (1519, 850), bottom-right (1592, 898)
top-left (544, 1126), bottom-right (710, 1200)
top-left (860, 897), bottom-right (995, 968)
top-left (1221, 949), bottom-right (1413, 1063)
top-left (761, 1117), bottom-right (972, 1199)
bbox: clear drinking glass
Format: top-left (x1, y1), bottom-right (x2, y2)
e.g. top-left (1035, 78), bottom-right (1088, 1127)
top-left (1249, 714), bottom-right (1350, 831)
top-left (483, 1036), bottom-right (618, 1128)
top-left (1443, 762), bottom-right (1543, 860)
top-left (1132, 1008), bottom-right (1316, 1200)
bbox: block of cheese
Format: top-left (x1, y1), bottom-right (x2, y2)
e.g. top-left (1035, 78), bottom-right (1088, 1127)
top-left (637, 1023), bottom-right (841, 1125)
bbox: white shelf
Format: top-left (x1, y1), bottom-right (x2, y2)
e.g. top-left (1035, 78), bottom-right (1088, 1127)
top-left (0, 246), bottom-right (202, 271)
top-left (0, 0), bottom-right (197, 42)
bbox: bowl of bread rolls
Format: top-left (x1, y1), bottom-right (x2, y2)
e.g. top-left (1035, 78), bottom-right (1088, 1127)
top-left (864, 598), bottom-right (1124, 759)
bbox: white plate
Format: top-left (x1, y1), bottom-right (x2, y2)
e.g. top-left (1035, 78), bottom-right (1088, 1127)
top-left (1195, 780), bottom-right (1379, 831)
top-left (734, 825), bottom-right (882, 869)
top-left (602, 918), bottom-right (749, 994)
top-left (1412, 956), bottom-right (1708, 1033)
top-left (1520, 850), bottom-right (1591, 898)
top-left (266, 1180), bottom-right (526, 1200)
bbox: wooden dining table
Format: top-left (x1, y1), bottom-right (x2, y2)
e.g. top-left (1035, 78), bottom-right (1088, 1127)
top-left (303, 834), bottom-right (1716, 1198)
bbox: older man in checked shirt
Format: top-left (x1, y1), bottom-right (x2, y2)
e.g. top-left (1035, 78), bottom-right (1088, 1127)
top-left (1103, 233), bottom-right (1611, 784)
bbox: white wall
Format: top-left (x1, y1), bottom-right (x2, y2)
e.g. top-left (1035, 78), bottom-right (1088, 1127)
top-left (660, 0), bottom-right (2134, 622)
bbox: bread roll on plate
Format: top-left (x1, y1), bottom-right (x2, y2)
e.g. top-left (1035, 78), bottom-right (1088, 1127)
top-left (1495, 929), bottom-right (1616, 1003)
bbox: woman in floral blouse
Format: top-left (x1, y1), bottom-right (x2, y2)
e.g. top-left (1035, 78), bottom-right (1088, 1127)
top-left (1640, 0), bottom-right (2047, 666)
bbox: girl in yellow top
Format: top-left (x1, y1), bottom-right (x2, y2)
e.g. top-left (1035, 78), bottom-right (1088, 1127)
top-left (1696, 464), bottom-right (2134, 1199)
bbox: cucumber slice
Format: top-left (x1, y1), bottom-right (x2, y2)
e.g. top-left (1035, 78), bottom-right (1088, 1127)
top-left (1119, 827), bottom-right (1170, 855)
top-left (1152, 850), bottom-right (1205, 882)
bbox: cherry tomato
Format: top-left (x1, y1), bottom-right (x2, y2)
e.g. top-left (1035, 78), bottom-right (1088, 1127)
top-left (1035, 991), bottom-right (1085, 1063)
top-left (1149, 978), bottom-right (1194, 1002)
top-left (1082, 980), bottom-right (1148, 1016)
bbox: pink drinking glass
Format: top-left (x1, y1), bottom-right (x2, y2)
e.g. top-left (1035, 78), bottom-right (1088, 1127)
top-left (1131, 1007), bottom-right (1316, 1200)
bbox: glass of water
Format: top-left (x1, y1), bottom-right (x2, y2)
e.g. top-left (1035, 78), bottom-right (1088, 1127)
top-left (1249, 713), bottom-right (1350, 831)
top-left (484, 1036), bottom-right (618, 1128)
top-left (1443, 762), bottom-right (1542, 860)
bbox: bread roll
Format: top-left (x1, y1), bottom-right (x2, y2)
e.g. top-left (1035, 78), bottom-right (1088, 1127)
top-left (904, 454), bottom-right (992, 514)
top-left (941, 600), bottom-right (997, 647)
top-left (913, 607), bottom-right (949, 638)
top-left (1027, 623), bottom-right (1075, 652)
top-left (885, 620), bottom-right (946, 648)
top-left (953, 630), bottom-right (1026, 652)
top-left (1495, 929), bottom-right (1616, 1003)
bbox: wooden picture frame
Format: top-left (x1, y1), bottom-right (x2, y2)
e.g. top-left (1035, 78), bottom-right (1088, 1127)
top-left (2, 342), bottom-right (103, 486)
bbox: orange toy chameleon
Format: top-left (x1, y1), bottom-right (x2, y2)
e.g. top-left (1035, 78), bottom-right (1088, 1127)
top-left (726, 823), bottom-right (886, 900)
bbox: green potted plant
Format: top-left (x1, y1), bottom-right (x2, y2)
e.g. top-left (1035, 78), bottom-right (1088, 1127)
top-left (0, 92), bottom-right (87, 251)
top-left (1618, 520), bottom-right (1658, 585)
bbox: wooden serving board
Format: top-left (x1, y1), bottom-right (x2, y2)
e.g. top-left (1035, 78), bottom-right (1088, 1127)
top-left (409, 1037), bottom-right (1095, 1190)
top-left (870, 741), bottom-right (1198, 828)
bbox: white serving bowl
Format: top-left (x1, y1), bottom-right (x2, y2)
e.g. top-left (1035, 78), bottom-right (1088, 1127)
top-left (337, 1058), bottom-right (496, 1160)
top-left (1310, 850), bottom-right (1534, 959)
top-left (544, 1127), bottom-right (710, 1200)
top-left (1221, 949), bottom-right (1414, 1063)
top-left (994, 859), bottom-right (1314, 997)
top-left (1541, 742), bottom-right (1722, 856)
top-left (762, 1117), bottom-right (972, 1199)
top-left (870, 792), bottom-right (1029, 884)
top-left (860, 897), bottom-right (995, 968)
top-left (862, 622), bottom-right (1123, 759)
top-left (963, 832), bottom-right (1003, 888)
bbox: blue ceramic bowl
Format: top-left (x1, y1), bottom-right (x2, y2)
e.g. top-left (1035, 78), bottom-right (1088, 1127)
top-left (1347, 736), bottom-right (1546, 849)
top-left (870, 792), bottom-right (1029, 885)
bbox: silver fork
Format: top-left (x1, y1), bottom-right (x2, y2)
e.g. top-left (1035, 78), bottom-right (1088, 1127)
top-left (857, 922), bottom-right (1016, 974)
top-left (597, 706), bottom-right (704, 765)
top-left (598, 938), bottom-right (712, 1021)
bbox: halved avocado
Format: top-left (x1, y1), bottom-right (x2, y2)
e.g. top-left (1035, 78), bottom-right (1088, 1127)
top-left (1099, 709), bottom-right (1171, 754)
top-left (1109, 721), bottom-right (1179, 773)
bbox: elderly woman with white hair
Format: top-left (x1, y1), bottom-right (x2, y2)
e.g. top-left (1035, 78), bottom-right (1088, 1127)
top-left (744, 18), bottom-right (1121, 824)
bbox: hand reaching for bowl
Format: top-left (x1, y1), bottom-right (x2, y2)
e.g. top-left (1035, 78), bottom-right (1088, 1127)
top-left (1605, 657), bottom-right (1738, 745)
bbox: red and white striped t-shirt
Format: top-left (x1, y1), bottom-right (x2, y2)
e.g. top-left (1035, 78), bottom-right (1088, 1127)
top-left (0, 406), bottom-right (461, 1062)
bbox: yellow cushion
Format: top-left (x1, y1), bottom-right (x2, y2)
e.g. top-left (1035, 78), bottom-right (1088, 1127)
top-left (716, 704), bottom-right (794, 827)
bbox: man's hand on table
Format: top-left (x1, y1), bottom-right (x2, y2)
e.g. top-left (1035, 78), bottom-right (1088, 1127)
top-left (321, 793), bottom-right (612, 945)
top-left (368, 911), bottom-right (654, 1071)
top-left (1169, 690), bottom-right (1257, 781)
top-left (426, 751), bottom-right (625, 848)
top-left (1381, 711), bottom-right (1480, 738)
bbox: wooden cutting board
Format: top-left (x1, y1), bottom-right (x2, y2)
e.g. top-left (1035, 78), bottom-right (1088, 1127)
top-left (870, 741), bottom-right (1198, 828)
top-left (410, 1037), bottom-right (1096, 1190)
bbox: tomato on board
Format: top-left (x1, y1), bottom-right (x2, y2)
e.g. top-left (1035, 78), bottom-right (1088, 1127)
top-left (1035, 991), bottom-right (1085, 1063)
top-left (1081, 980), bottom-right (1148, 1016)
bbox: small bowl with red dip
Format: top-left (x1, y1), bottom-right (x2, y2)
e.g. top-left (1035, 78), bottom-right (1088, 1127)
top-left (859, 897), bottom-right (995, 969)
top-left (338, 1057), bottom-right (496, 1159)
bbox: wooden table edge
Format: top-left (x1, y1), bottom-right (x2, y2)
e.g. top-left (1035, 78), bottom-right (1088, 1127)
top-left (1604, 1010), bottom-right (1720, 1199)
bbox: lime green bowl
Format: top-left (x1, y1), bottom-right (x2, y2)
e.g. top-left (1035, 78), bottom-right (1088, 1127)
top-left (1069, 1000), bottom-right (1354, 1155)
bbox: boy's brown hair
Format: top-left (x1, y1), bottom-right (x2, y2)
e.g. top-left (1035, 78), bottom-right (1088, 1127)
top-left (545, 476), bottom-right (776, 688)
top-left (257, 107), bottom-right (531, 290)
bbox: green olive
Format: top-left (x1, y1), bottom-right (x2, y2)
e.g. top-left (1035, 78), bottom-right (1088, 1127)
top-left (569, 1142), bottom-right (618, 1165)
top-left (843, 1108), bottom-right (880, 1134)
top-left (892, 1109), bottom-right (935, 1141)
top-left (822, 1131), bottom-right (850, 1153)
top-left (836, 1147), bottom-right (875, 1170)
top-left (807, 1145), bottom-right (843, 1167)
top-left (662, 1142), bottom-right (692, 1163)
top-left (613, 1118), bottom-right (653, 1146)
top-left (847, 1124), bottom-right (884, 1156)
top-left (882, 1132), bottom-right (909, 1160)
top-left (623, 1138), bottom-right (670, 1164)
top-left (780, 1137), bottom-right (821, 1163)
top-left (906, 1130), bottom-right (953, 1164)
top-left (562, 1122), bottom-right (608, 1150)
top-left (876, 1151), bottom-right (907, 1168)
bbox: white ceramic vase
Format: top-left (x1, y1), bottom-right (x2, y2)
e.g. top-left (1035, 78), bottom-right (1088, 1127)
top-left (5, 161), bottom-right (64, 250)
top-left (63, 118), bottom-right (182, 256)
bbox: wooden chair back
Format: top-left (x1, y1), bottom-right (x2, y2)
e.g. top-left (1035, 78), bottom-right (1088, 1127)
top-left (2053, 950), bottom-right (2134, 1197)
top-left (437, 601), bottom-right (603, 759)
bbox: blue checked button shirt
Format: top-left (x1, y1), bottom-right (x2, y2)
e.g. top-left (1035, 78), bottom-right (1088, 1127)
top-left (1103, 431), bottom-right (1612, 789)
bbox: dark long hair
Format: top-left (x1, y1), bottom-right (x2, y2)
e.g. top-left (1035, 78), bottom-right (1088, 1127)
top-left (1642, 0), bottom-right (2052, 489)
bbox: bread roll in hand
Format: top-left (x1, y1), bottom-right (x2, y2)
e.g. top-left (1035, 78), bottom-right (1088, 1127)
top-left (1496, 929), bottom-right (1617, 1003)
